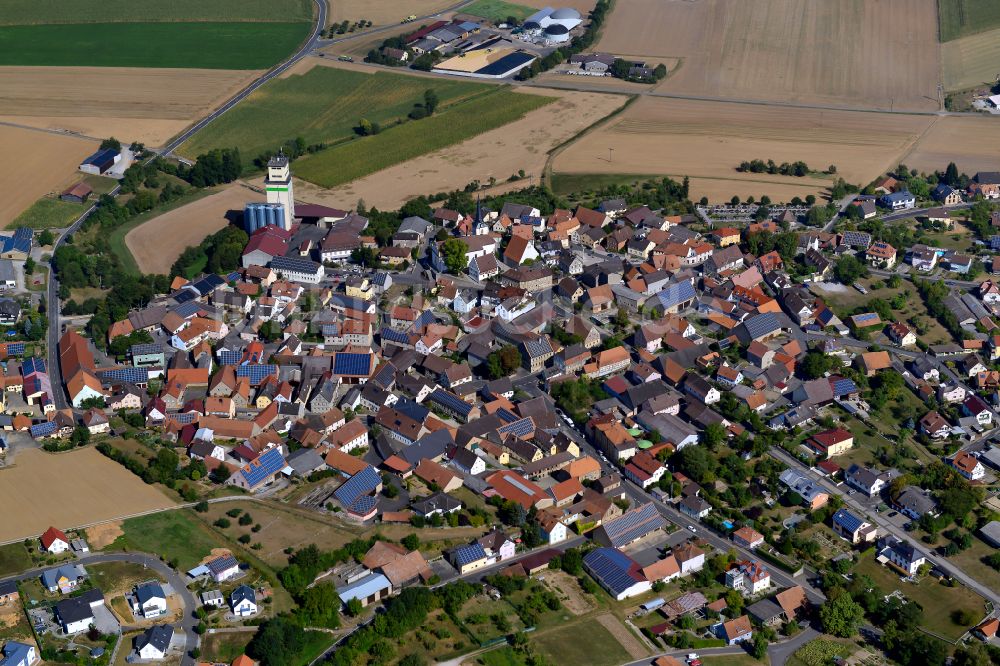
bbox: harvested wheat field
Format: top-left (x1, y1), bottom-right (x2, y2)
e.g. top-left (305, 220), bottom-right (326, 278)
top-left (293, 88), bottom-right (627, 209)
top-left (0, 125), bottom-right (97, 225)
top-left (597, 0), bottom-right (940, 111)
top-left (0, 67), bottom-right (261, 146)
top-left (553, 97), bottom-right (934, 202)
top-left (0, 448), bottom-right (175, 542)
top-left (903, 116), bottom-right (1000, 176)
top-left (942, 29), bottom-right (1000, 91)
top-left (125, 184), bottom-right (250, 274)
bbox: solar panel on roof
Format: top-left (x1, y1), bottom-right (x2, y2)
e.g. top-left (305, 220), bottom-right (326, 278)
top-left (429, 388), bottom-right (472, 415)
top-left (172, 301), bottom-right (202, 318)
top-left (235, 364), bottom-right (277, 384)
top-left (349, 494), bottom-right (377, 515)
top-left (240, 448), bottom-right (284, 487)
top-left (97, 367), bottom-right (148, 385)
top-left (833, 509), bottom-right (865, 533)
top-left (380, 327), bottom-right (410, 344)
top-left (334, 466), bottom-right (381, 507)
top-left (855, 313), bottom-right (878, 322)
top-left (333, 353), bottom-right (372, 376)
top-left (5, 342), bottom-right (24, 356)
top-left (172, 290), bottom-right (196, 305)
top-left (454, 542), bottom-right (487, 566)
top-left (496, 407), bottom-right (519, 423)
top-left (498, 417), bottom-right (534, 438)
top-left (30, 421), bottom-right (57, 437)
top-left (22, 357), bottom-right (45, 374)
top-left (226, 271), bottom-right (241, 282)
top-left (130, 343), bottom-right (162, 356)
top-left (584, 548), bottom-right (641, 595)
top-left (217, 350), bottom-right (242, 366)
top-left (191, 275), bottom-right (225, 295)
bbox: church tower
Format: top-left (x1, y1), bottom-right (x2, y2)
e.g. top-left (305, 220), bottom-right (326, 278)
top-left (265, 153), bottom-right (295, 230)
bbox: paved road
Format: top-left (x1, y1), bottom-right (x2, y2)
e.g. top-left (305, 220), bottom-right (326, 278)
top-left (1, 552), bottom-right (199, 665)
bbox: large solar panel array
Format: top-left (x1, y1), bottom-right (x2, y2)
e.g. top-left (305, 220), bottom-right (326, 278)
top-left (4, 342), bottom-right (24, 357)
top-left (498, 417), bottom-right (534, 438)
top-left (271, 256), bottom-right (321, 274)
top-left (190, 275), bottom-right (226, 295)
top-left (453, 542), bottom-right (487, 567)
top-left (583, 548), bottom-right (640, 595)
top-left (428, 388), bottom-right (472, 416)
top-left (380, 327), bottom-right (410, 344)
top-left (333, 353), bottom-right (372, 377)
top-left (239, 447), bottom-right (285, 487)
top-left (334, 466), bottom-right (381, 507)
top-left (30, 421), bottom-right (57, 438)
top-left (130, 343), bottom-right (162, 357)
top-left (97, 367), bottom-right (148, 385)
top-left (22, 357), bottom-right (45, 375)
top-left (743, 312), bottom-right (780, 340)
top-left (170, 412), bottom-right (199, 425)
top-left (832, 508), bottom-right (865, 533)
top-left (217, 350), bottom-right (243, 366)
top-left (603, 504), bottom-right (666, 548)
top-left (235, 364), bottom-right (278, 385)
top-left (172, 290), bottom-right (196, 305)
top-left (830, 377), bottom-right (858, 397)
top-left (172, 301), bottom-right (202, 319)
top-left (656, 280), bottom-right (696, 310)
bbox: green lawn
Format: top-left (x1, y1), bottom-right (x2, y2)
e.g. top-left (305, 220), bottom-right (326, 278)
top-left (0, 542), bottom-right (31, 577)
top-left (0, 0), bottom-right (313, 24)
top-left (462, 0), bottom-right (539, 23)
top-left (113, 510), bottom-right (229, 571)
top-left (531, 620), bottom-right (631, 666)
top-left (854, 552), bottom-right (987, 640)
top-left (294, 89), bottom-right (554, 187)
top-left (10, 197), bottom-right (87, 230)
top-left (473, 647), bottom-right (528, 666)
top-left (0, 22), bottom-right (311, 68)
top-left (938, 0), bottom-right (1000, 41)
top-left (294, 631), bottom-right (336, 666)
top-left (178, 67), bottom-right (499, 161)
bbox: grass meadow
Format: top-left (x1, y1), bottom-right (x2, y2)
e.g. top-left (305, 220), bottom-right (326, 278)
top-left (179, 67), bottom-right (498, 159)
top-left (293, 88), bottom-right (553, 187)
top-left (462, 0), bottom-right (539, 23)
top-left (0, 0), bottom-right (313, 24)
top-left (938, 0), bottom-right (1000, 41)
top-left (0, 22), bottom-right (311, 68)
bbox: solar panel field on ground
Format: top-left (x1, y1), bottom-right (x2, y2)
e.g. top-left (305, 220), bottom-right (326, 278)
top-left (0, 0), bottom-right (313, 69)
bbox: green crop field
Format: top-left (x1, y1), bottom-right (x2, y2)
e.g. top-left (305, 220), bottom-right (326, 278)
top-left (462, 0), bottom-right (539, 23)
top-left (0, 22), bottom-right (311, 69)
top-left (293, 89), bottom-right (553, 188)
top-left (938, 0), bottom-right (1000, 41)
top-left (0, 0), bottom-right (313, 25)
top-left (179, 67), bottom-right (499, 160)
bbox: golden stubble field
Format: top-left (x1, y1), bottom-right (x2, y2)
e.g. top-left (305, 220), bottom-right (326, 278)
top-left (902, 116), bottom-right (1000, 176)
top-left (0, 67), bottom-right (262, 146)
top-left (596, 0), bottom-right (941, 112)
top-left (125, 184), bottom-right (252, 274)
top-left (326, 0), bottom-right (459, 26)
top-left (0, 125), bottom-right (97, 225)
top-left (552, 97), bottom-right (935, 202)
top-left (287, 87), bottom-right (628, 209)
top-left (0, 448), bottom-right (175, 542)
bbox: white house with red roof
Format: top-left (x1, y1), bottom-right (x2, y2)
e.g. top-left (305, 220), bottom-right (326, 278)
top-left (40, 527), bottom-right (70, 554)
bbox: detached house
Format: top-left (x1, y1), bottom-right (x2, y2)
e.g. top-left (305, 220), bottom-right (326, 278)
top-left (951, 450), bottom-right (985, 481)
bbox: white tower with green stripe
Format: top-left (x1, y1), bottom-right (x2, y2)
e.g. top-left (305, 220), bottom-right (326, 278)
top-left (265, 153), bottom-right (295, 230)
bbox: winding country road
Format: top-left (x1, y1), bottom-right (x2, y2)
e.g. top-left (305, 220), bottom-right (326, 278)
top-left (1, 552), bottom-right (199, 666)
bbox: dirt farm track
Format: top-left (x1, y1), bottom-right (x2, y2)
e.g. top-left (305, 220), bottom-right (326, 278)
top-left (0, 448), bottom-right (175, 543)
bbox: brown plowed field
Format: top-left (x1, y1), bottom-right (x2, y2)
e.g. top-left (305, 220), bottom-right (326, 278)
top-left (596, 0), bottom-right (941, 112)
top-left (290, 87), bottom-right (628, 209)
top-left (0, 67), bottom-right (261, 146)
top-left (125, 184), bottom-right (251, 274)
top-left (0, 125), bottom-right (97, 225)
top-left (0, 448), bottom-right (175, 542)
top-left (553, 97), bottom-right (934, 202)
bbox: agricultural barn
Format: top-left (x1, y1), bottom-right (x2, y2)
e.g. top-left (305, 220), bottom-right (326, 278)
top-left (79, 148), bottom-right (121, 176)
top-left (60, 182), bottom-right (92, 204)
top-left (524, 7), bottom-right (582, 43)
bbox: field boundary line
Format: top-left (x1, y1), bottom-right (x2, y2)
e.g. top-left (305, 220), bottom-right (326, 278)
top-left (541, 93), bottom-right (638, 187)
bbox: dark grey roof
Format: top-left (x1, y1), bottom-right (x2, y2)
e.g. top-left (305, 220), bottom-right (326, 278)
top-left (747, 598), bottom-right (784, 623)
top-left (135, 625), bottom-right (173, 653)
top-left (412, 492), bottom-right (463, 514)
